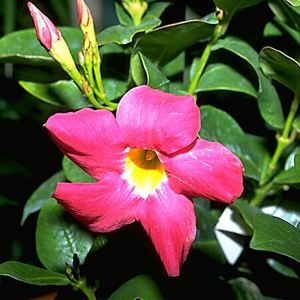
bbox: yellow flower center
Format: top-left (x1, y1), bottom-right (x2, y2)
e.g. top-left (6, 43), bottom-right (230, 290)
top-left (123, 148), bottom-right (166, 198)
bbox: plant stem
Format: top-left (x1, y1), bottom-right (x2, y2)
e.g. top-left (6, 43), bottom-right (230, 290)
top-left (268, 94), bottom-right (299, 172)
top-left (78, 281), bottom-right (97, 300)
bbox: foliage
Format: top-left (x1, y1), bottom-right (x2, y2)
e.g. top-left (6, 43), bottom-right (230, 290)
top-left (0, 0), bottom-right (300, 298)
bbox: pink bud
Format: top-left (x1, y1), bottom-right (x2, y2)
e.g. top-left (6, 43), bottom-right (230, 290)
top-left (77, 0), bottom-right (92, 27)
top-left (27, 2), bottom-right (61, 50)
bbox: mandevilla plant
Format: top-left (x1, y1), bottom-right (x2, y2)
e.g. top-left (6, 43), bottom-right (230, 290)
top-left (0, 0), bottom-right (299, 299)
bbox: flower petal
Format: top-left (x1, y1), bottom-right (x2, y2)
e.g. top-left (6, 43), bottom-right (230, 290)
top-left (116, 85), bottom-right (200, 154)
top-left (54, 172), bottom-right (141, 232)
top-left (137, 183), bottom-right (196, 276)
top-left (44, 108), bottom-right (127, 180)
top-left (159, 138), bottom-right (244, 203)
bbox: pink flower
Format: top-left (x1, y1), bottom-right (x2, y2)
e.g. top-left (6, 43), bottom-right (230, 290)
top-left (77, 0), bottom-right (92, 27)
top-left (27, 2), bottom-right (61, 50)
top-left (45, 86), bottom-right (244, 276)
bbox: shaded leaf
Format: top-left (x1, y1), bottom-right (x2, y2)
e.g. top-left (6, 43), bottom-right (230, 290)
top-left (135, 20), bottom-right (215, 66)
top-left (229, 277), bottom-right (264, 300)
top-left (62, 156), bottom-right (95, 183)
top-left (115, 2), bottom-right (133, 26)
top-left (266, 258), bottom-right (299, 278)
top-left (259, 46), bottom-right (300, 95)
top-left (145, 2), bottom-right (172, 19)
top-left (212, 36), bottom-right (284, 129)
top-left (213, 0), bottom-right (263, 14)
top-left (162, 52), bottom-right (185, 77)
top-left (200, 105), bottom-right (270, 180)
top-left (0, 27), bottom-right (83, 64)
top-left (21, 171), bottom-right (65, 225)
top-left (19, 80), bottom-right (89, 109)
top-left (250, 213), bottom-right (300, 262)
top-left (132, 52), bottom-right (169, 88)
top-left (195, 62), bottom-right (257, 97)
top-left (232, 198), bottom-right (260, 230)
top-left (293, 115), bottom-right (300, 132)
top-left (0, 261), bottom-right (69, 286)
top-left (109, 275), bottom-right (163, 300)
top-left (36, 201), bottom-right (94, 273)
top-left (97, 16), bottom-right (161, 46)
top-left (103, 78), bottom-right (127, 101)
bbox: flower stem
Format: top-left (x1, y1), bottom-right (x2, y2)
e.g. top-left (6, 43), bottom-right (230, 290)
top-left (77, 279), bottom-right (97, 300)
top-left (268, 94), bottom-right (299, 173)
top-left (251, 93), bottom-right (299, 206)
top-left (187, 42), bottom-right (212, 95)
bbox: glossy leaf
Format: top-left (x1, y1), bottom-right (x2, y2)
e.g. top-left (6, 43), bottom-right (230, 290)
top-left (293, 115), bottom-right (300, 132)
top-left (21, 171), bottom-right (65, 225)
top-left (213, 0), bottom-right (263, 15)
top-left (268, 0), bottom-right (300, 33)
top-left (200, 105), bottom-right (270, 180)
top-left (162, 52), bottom-right (185, 77)
top-left (62, 156), bottom-right (95, 183)
top-left (273, 166), bottom-right (300, 184)
top-left (212, 36), bottom-right (284, 129)
top-left (195, 62), bottom-right (257, 97)
top-left (257, 71), bottom-right (285, 129)
top-left (19, 80), bottom-right (89, 109)
top-left (97, 16), bottom-right (161, 46)
top-left (109, 275), bottom-right (163, 300)
top-left (229, 277), bottom-right (264, 300)
top-left (232, 198), bottom-right (260, 230)
top-left (0, 27), bottom-right (83, 64)
top-left (36, 201), bottom-right (94, 273)
top-left (0, 261), bottom-right (69, 286)
top-left (250, 213), bottom-right (300, 262)
top-left (103, 78), bottom-right (127, 101)
top-left (285, 0), bottom-right (300, 6)
top-left (131, 52), bottom-right (169, 88)
top-left (259, 47), bottom-right (300, 95)
top-left (115, 2), bottom-right (133, 26)
top-left (267, 258), bottom-right (299, 279)
top-left (135, 20), bottom-right (216, 66)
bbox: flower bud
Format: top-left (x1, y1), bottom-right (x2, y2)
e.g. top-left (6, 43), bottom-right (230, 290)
top-left (122, 0), bottom-right (148, 25)
top-left (28, 2), bottom-right (83, 86)
top-left (27, 2), bottom-right (60, 50)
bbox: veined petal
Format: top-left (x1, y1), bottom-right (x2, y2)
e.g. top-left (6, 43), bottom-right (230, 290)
top-left (137, 183), bottom-right (196, 276)
top-left (54, 172), bottom-right (141, 232)
top-left (116, 86), bottom-right (200, 154)
top-left (44, 108), bottom-right (127, 180)
top-left (160, 138), bottom-right (244, 203)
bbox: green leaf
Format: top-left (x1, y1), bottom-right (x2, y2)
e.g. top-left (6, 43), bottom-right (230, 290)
top-left (193, 201), bottom-right (225, 263)
top-left (90, 235), bottom-right (108, 253)
top-left (0, 27), bottom-right (83, 64)
top-left (162, 52), bottom-right (185, 77)
top-left (257, 71), bottom-right (285, 129)
top-left (135, 20), bottom-right (216, 66)
top-left (273, 166), bottom-right (300, 184)
top-left (285, 0), bottom-right (300, 6)
top-left (293, 115), bottom-right (300, 132)
top-left (212, 36), bottom-right (285, 129)
top-left (268, 0), bottom-right (300, 33)
top-left (145, 2), bottom-right (172, 19)
top-left (36, 201), bottom-right (94, 273)
top-left (19, 80), bottom-right (89, 109)
top-left (62, 156), bottom-right (95, 183)
top-left (97, 16), bottom-right (161, 46)
top-left (250, 213), bottom-right (300, 262)
top-left (21, 171), bottom-right (65, 225)
top-left (199, 105), bottom-right (270, 180)
top-left (229, 277), bottom-right (264, 300)
top-left (232, 198), bottom-right (260, 230)
top-left (103, 78), bottom-right (127, 101)
top-left (131, 52), bottom-right (170, 88)
top-left (259, 47), bottom-right (300, 95)
top-left (213, 0), bottom-right (263, 15)
top-left (0, 261), bottom-right (70, 286)
top-left (0, 194), bottom-right (17, 207)
top-left (266, 258), bottom-right (299, 279)
top-left (284, 146), bottom-right (300, 170)
top-left (115, 2), bottom-right (133, 26)
top-left (195, 62), bottom-right (257, 97)
top-left (109, 275), bottom-right (163, 300)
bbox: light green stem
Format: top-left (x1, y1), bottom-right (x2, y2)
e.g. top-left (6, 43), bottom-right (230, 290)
top-left (268, 94), bottom-right (299, 172)
top-left (78, 281), bottom-right (97, 300)
top-left (187, 42), bottom-right (212, 95)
